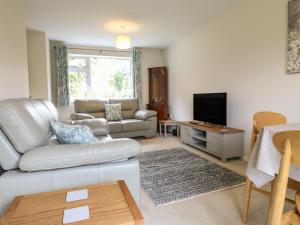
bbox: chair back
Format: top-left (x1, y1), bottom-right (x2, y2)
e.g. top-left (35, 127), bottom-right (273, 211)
top-left (248, 112), bottom-right (287, 154)
top-left (273, 130), bottom-right (300, 166)
top-left (266, 130), bottom-right (300, 225)
top-left (253, 112), bottom-right (287, 134)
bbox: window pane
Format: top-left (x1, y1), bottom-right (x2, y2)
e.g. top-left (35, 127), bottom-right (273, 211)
top-left (90, 57), bottom-right (132, 99)
top-left (68, 54), bottom-right (133, 101)
top-left (68, 56), bottom-right (87, 70)
top-left (68, 71), bottom-right (87, 102)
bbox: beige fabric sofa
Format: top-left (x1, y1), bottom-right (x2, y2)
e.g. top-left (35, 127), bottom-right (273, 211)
top-left (71, 99), bottom-right (157, 138)
top-left (0, 99), bottom-right (141, 215)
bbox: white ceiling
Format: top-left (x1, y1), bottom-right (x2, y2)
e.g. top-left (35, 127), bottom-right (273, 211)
top-left (25, 0), bottom-right (240, 48)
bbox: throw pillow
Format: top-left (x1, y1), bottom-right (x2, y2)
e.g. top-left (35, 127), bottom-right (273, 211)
top-left (50, 121), bottom-right (96, 144)
top-left (105, 103), bottom-right (122, 121)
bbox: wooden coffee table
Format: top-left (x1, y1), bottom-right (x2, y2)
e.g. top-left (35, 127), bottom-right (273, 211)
top-left (1, 181), bottom-right (143, 225)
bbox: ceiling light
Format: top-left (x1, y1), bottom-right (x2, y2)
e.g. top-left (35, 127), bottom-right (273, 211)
top-left (116, 35), bottom-right (131, 49)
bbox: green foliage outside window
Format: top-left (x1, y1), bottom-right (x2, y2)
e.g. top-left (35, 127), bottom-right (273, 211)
top-left (109, 72), bottom-right (126, 91)
top-left (68, 54), bottom-right (132, 101)
top-left (68, 71), bottom-right (86, 100)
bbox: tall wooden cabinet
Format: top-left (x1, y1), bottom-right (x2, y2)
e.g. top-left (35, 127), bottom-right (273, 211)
top-left (147, 67), bottom-right (168, 120)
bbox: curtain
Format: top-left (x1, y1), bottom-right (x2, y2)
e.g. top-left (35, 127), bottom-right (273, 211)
top-left (55, 43), bottom-right (70, 106)
top-left (132, 48), bottom-right (142, 106)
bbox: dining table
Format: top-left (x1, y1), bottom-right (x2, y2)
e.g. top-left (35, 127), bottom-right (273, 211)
top-left (246, 123), bottom-right (300, 188)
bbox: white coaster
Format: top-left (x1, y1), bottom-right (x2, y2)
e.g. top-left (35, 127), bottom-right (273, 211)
top-left (63, 206), bottom-right (89, 224)
top-left (66, 189), bottom-right (88, 202)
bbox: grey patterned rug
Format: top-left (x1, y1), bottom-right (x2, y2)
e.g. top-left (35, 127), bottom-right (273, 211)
top-left (138, 148), bottom-right (246, 206)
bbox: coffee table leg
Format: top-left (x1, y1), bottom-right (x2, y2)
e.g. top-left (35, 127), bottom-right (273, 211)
top-left (177, 124), bottom-right (180, 137)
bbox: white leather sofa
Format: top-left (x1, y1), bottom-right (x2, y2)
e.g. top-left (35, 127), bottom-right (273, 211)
top-left (0, 99), bottom-right (141, 215)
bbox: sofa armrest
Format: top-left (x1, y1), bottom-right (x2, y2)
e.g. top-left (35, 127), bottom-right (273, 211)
top-left (134, 110), bottom-right (157, 120)
top-left (71, 113), bottom-right (95, 120)
top-left (19, 138), bottom-right (141, 172)
top-left (64, 118), bottom-right (109, 136)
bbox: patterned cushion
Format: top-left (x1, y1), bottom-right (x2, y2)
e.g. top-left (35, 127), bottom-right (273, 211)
top-left (50, 121), bottom-right (96, 144)
top-left (105, 104), bottom-right (122, 121)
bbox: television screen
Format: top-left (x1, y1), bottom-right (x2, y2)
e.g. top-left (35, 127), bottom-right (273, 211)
top-left (193, 93), bottom-right (227, 126)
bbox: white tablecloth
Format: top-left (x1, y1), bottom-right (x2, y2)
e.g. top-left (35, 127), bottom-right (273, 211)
top-left (246, 123), bottom-right (300, 187)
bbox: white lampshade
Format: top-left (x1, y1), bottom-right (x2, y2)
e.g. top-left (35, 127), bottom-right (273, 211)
top-left (116, 35), bottom-right (131, 49)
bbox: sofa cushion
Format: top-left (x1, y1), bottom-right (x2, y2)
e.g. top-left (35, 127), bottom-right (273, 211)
top-left (74, 99), bottom-right (108, 114)
top-left (105, 104), bottom-right (122, 121)
top-left (71, 113), bottom-right (95, 120)
top-left (108, 121), bottom-right (122, 133)
top-left (88, 112), bottom-right (106, 118)
top-left (0, 129), bottom-right (20, 170)
top-left (50, 121), bottom-right (96, 144)
top-left (122, 119), bottom-right (151, 132)
top-left (19, 138), bottom-right (141, 171)
top-left (96, 135), bottom-right (113, 142)
top-left (134, 110), bottom-right (157, 120)
top-left (66, 118), bottom-right (109, 136)
top-left (109, 99), bottom-right (138, 119)
top-left (0, 99), bottom-right (59, 153)
top-left (47, 134), bottom-right (60, 145)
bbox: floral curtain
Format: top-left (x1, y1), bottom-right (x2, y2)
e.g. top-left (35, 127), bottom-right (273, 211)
top-left (55, 43), bottom-right (70, 106)
top-left (132, 48), bottom-right (142, 106)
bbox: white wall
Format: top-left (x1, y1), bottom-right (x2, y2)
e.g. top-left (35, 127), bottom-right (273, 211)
top-left (0, 0), bottom-right (29, 99)
top-left (167, 0), bottom-right (300, 157)
top-left (140, 48), bottom-right (166, 108)
top-left (27, 30), bottom-right (51, 100)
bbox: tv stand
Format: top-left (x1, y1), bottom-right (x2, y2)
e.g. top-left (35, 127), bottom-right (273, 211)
top-left (190, 120), bottom-right (221, 128)
top-left (180, 121), bottom-right (244, 162)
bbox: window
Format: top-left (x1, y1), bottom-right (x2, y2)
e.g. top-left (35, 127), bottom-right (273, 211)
top-left (68, 53), bottom-right (133, 102)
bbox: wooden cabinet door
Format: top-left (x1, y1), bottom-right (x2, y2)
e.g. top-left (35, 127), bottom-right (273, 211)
top-left (148, 67), bottom-right (168, 104)
top-left (180, 125), bottom-right (190, 143)
top-left (147, 103), bottom-right (168, 120)
top-left (207, 133), bottom-right (222, 156)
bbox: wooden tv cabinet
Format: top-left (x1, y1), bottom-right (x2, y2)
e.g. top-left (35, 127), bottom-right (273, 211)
top-left (180, 121), bottom-right (244, 162)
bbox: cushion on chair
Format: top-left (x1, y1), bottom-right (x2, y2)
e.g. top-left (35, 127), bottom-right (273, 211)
top-left (50, 121), bottom-right (96, 144)
top-left (122, 119), bottom-right (151, 132)
top-left (108, 121), bottom-right (123, 133)
top-left (19, 138), bottom-right (141, 171)
top-left (105, 104), bottom-right (122, 121)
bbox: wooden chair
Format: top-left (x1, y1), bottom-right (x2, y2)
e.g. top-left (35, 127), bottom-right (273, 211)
top-left (266, 130), bottom-right (300, 225)
top-left (242, 112), bottom-right (287, 223)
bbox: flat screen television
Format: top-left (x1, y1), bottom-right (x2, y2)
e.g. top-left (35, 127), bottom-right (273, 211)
top-left (193, 93), bottom-right (227, 126)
